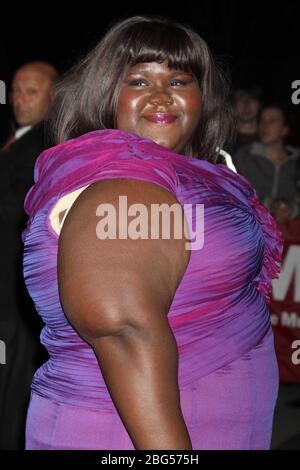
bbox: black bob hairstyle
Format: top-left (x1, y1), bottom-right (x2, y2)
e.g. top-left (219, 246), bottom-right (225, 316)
top-left (48, 16), bottom-right (234, 162)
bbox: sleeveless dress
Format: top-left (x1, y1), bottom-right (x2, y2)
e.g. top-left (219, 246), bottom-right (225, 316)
top-left (22, 129), bottom-right (283, 450)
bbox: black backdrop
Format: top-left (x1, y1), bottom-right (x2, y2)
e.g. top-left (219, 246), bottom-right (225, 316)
top-left (1, 1), bottom-right (300, 143)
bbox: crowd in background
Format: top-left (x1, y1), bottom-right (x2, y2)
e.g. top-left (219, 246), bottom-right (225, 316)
top-left (229, 87), bottom-right (300, 224)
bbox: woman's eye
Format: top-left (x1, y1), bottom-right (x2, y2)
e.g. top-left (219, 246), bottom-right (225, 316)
top-left (170, 79), bottom-right (188, 86)
top-left (128, 79), bottom-right (148, 87)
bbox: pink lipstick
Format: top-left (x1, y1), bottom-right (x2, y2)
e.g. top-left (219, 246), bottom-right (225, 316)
top-left (143, 113), bottom-right (177, 124)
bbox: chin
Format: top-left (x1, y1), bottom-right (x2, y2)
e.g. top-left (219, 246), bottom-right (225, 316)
top-left (17, 118), bottom-right (32, 127)
top-left (150, 136), bottom-right (174, 150)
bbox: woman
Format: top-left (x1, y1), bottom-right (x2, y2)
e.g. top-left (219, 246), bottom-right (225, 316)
top-left (22, 16), bottom-right (283, 450)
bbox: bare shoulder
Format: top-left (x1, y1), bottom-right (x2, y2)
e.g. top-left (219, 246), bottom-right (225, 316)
top-left (58, 178), bottom-right (190, 341)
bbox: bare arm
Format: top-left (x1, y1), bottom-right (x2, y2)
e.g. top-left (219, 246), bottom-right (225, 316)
top-left (58, 178), bottom-right (191, 449)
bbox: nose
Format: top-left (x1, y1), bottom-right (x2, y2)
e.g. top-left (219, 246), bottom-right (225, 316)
top-left (14, 91), bottom-right (30, 106)
top-left (149, 87), bottom-right (174, 106)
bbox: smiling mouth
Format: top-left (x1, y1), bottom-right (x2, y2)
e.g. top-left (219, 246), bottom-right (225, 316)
top-left (143, 113), bottom-right (177, 124)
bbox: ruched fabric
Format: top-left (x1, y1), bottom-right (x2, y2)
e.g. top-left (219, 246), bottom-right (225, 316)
top-left (22, 129), bottom-right (283, 449)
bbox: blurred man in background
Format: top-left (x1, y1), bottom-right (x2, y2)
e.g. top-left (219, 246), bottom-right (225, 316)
top-left (0, 61), bottom-right (57, 449)
top-left (1, 61), bottom-right (57, 150)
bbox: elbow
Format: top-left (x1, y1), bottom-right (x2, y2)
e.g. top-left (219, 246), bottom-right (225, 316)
top-left (60, 299), bottom-right (139, 344)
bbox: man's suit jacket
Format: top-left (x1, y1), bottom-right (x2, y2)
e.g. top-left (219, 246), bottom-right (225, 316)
top-left (0, 123), bottom-right (50, 313)
top-left (0, 122), bottom-right (50, 449)
top-left (0, 123), bottom-right (50, 231)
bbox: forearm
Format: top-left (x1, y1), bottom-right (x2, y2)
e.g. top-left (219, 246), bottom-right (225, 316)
top-left (90, 322), bottom-right (192, 450)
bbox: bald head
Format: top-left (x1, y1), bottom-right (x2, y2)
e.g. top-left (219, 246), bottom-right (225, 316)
top-left (11, 61), bottom-right (58, 127)
top-left (16, 61), bottom-right (58, 81)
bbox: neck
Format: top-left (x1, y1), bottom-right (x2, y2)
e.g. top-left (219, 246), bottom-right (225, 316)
top-left (264, 141), bottom-right (287, 165)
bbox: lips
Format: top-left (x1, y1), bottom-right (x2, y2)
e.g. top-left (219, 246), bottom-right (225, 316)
top-left (143, 113), bottom-right (177, 124)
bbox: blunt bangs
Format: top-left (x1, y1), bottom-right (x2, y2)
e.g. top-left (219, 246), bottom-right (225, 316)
top-left (115, 21), bottom-right (204, 79)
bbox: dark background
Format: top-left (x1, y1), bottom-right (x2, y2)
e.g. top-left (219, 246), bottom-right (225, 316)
top-left (1, 1), bottom-right (300, 143)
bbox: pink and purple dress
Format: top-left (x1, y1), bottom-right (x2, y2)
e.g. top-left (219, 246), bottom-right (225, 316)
top-left (22, 129), bottom-right (283, 449)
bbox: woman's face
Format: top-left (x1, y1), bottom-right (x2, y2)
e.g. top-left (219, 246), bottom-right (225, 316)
top-left (116, 60), bottom-right (202, 153)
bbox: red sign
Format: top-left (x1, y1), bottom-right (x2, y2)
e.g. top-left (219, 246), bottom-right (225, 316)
top-left (270, 217), bottom-right (300, 383)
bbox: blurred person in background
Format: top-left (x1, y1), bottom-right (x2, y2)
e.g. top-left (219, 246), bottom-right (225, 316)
top-left (0, 61), bottom-right (57, 449)
top-left (233, 103), bottom-right (300, 224)
top-left (229, 86), bottom-right (263, 153)
top-left (1, 61), bottom-right (57, 152)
